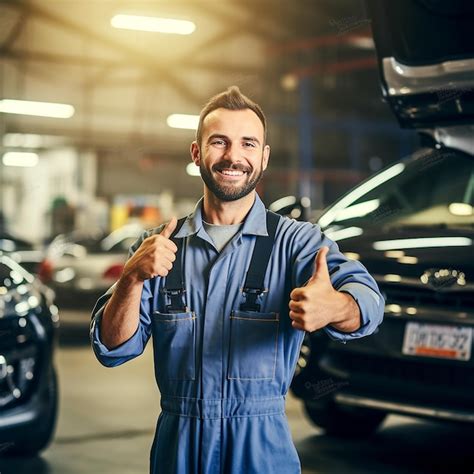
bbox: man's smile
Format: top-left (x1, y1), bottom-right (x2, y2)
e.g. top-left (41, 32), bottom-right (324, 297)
top-left (215, 168), bottom-right (248, 180)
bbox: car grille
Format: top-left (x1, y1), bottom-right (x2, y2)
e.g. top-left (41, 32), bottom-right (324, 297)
top-left (328, 351), bottom-right (474, 390)
top-left (381, 283), bottom-right (474, 312)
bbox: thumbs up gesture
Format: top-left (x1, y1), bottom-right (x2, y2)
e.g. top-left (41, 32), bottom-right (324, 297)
top-left (289, 246), bottom-right (357, 332)
top-left (122, 217), bottom-right (179, 282)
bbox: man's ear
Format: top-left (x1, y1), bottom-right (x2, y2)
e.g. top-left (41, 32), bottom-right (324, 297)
top-left (262, 144), bottom-right (270, 171)
top-left (190, 141), bottom-right (200, 166)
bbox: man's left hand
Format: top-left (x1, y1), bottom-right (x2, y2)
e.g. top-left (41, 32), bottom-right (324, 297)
top-left (289, 246), bottom-right (361, 333)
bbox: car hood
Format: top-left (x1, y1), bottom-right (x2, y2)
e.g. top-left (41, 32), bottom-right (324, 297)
top-left (366, 0), bottom-right (474, 129)
top-left (327, 224), bottom-right (474, 284)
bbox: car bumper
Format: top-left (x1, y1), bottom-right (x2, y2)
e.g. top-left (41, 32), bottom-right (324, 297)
top-left (293, 314), bottom-right (474, 423)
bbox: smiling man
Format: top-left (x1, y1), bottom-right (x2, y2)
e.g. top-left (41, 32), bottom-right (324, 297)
top-left (90, 86), bottom-right (384, 474)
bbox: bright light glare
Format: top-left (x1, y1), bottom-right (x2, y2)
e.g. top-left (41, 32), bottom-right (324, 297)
top-left (373, 237), bottom-right (472, 251)
top-left (324, 226), bottom-right (363, 241)
top-left (186, 162), bottom-right (200, 176)
top-left (333, 198), bottom-right (380, 222)
top-left (269, 196), bottom-right (297, 212)
top-left (0, 99), bottom-right (74, 118)
top-left (2, 152), bottom-right (39, 167)
top-left (449, 202), bottom-right (472, 216)
top-left (111, 14), bottom-right (195, 35)
top-left (167, 114), bottom-right (199, 130)
top-left (319, 163), bottom-right (405, 228)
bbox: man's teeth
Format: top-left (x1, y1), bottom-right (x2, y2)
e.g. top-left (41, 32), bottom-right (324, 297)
top-left (220, 169), bottom-right (244, 176)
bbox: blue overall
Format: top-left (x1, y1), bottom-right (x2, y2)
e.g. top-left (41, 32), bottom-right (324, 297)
top-left (90, 194), bottom-right (384, 474)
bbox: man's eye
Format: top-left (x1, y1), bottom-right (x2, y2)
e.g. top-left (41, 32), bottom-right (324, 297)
top-left (244, 142), bottom-right (256, 148)
top-left (212, 140), bottom-right (225, 146)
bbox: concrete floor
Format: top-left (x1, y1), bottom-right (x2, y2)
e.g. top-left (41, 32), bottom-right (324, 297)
top-left (1, 310), bottom-right (473, 474)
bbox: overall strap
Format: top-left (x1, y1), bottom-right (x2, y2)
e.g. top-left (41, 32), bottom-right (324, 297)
top-left (240, 210), bottom-right (280, 312)
top-left (162, 216), bottom-right (187, 312)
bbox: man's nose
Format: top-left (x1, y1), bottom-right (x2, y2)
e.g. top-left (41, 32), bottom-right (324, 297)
top-left (223, 143), bottom-right (242, 162)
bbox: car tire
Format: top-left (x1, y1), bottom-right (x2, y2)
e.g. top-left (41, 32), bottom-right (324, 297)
top-left (8, 366), bottom-right (59, 457)
top-left (304, 398), bottom-right (386, 437)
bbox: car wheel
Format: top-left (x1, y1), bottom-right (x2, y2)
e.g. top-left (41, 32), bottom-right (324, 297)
top-left (8, 366), bottom-right (59, 457)
top-left (304, 398), bottom-right (386, 437)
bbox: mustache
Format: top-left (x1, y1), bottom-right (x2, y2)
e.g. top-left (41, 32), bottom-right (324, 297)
top-left (212, 161), bottom-right (252, 173)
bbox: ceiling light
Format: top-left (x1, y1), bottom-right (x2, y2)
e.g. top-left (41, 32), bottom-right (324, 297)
top-left (111, 14), bottom-right (195, 35)
top-left (186, 162), bottom-right (200, 176)
top-left (3, 133), bottom-right (65, 148)
top-left (167, 114), bottom-right (199, 130)
top-left (0, 99), bottom-right (75, 119)
top-left (373, 237), bottom-right (472, 251)
top-left (2, 152), bottom-right (39, 167)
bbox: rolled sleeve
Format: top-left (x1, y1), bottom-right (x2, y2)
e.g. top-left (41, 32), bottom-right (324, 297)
top-left (291, 221), bottom-right (385, 344)
top-left (90, 284), bottom-right (152, 367)
top-left (324, 282), bottom-right (384, 344)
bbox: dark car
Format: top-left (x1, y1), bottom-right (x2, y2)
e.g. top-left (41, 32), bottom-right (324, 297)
top-left (0, 251), bottom-right (59, 455)
top-left (0, 232), bottom-right (44, 276)
top-left (290, 0), bottom-right (474, 435)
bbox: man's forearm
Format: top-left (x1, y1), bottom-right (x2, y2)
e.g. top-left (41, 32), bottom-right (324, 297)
top-left (100, 275), bottom-right (144, 350)
top-left (327, 291), bottom-right (362, 333)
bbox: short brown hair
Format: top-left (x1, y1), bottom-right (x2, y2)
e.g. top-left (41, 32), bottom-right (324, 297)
top-left (196, 86), bottom-right (267, 146)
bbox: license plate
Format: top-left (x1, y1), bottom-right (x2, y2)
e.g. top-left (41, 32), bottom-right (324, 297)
top-left (402, 322), bottom-right (472, 361)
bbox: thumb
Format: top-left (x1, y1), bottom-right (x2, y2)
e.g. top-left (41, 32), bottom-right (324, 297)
top-left (161, 216), bottom-right (178, 239)
top-left (308, 246), bottom-right (330, 283)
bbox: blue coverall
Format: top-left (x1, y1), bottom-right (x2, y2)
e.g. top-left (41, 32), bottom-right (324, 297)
top-left (90, 194), bottom-right (385, 474)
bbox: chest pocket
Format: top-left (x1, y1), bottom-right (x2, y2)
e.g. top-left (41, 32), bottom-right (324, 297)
top-left (151, 311), bottom-right (196, 381)
top-left (227, 310), bottom-right (279, 380)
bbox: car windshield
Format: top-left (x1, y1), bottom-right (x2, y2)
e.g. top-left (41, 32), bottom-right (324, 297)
top-left (318, 147), bottom-right (474, 231)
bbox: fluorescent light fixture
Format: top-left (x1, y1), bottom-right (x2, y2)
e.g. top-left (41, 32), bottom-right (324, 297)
top-left (324, 226), bottom-right (363, 241)
top-left (111, 14), bottom-right (195, 35)
top-left (319, 163), bottom-right (405, 228)
top-left (373, 237), bottom-right (472, 251)
top-left (167, 114), bottom-right (199, 130)
top-left (0, 99), bottom-right (74, 118)
top-left (449, 202), bottom-right (472, 216)
top-left (186, 162), bottom-right (200, 176)
top-left (333, 198), bottom-right (380, 222)
top-left (3, 133), bottom-right (65, 148)
top-left (2, 152), bottom-right (39, 167)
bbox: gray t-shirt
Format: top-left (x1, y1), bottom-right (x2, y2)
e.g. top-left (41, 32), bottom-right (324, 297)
top-left (202, 219), bottom-right (243, 252)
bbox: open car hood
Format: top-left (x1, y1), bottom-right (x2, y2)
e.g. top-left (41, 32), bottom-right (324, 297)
top-left (366, 0), bottom-right (474, 129)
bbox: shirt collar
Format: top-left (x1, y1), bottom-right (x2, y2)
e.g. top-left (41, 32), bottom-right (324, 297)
top-left (174, 193), bottom-right (269, 238)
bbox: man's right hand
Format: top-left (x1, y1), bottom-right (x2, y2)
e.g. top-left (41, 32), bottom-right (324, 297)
top-left (122, 217), bottom-right (178, 282)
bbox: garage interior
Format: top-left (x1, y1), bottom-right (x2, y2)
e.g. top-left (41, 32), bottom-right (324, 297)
top-left (1, 0), bottom-right (473, 473)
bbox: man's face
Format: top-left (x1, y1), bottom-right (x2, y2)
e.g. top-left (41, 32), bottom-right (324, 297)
top-left (190, 108), bottom-right (270, 202)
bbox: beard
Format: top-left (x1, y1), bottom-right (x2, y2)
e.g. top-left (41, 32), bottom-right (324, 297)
top-left (199, 155), bottom-right (264, 202)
